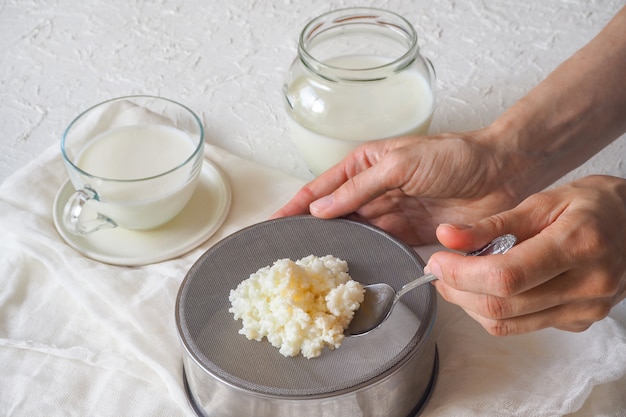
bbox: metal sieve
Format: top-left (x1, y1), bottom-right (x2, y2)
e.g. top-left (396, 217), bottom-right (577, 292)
top-left (176, 216), bottom-right (437, 417)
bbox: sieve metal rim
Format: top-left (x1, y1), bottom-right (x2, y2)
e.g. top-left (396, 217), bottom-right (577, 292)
top-left (175, 216), bottom-right (437, 397)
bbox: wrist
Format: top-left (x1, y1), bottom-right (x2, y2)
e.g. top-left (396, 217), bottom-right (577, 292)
top-left (481, 8), bottom-right (626, 199)
top-left (475, 119), bottom-right (544, 203)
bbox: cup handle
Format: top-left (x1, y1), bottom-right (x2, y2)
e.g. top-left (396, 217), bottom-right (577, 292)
top-left (63, 187), bottom-right (117, 235)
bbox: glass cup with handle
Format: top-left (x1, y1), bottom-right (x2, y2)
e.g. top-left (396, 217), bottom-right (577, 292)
top-left (61, 95), bottom-right (204, 235)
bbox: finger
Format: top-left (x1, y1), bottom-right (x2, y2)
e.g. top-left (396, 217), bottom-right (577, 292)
top-left (429, 193), bottom-right (577, 295)
top-left (308, 152), bottom-right (406, 218)
top-left (433, 260), bottom-right (618, 335)
top-left (428, 239), bottom-right (568, 298)
top-left (435, 223), bottom-right (481, 252)
top-left (272, 140), bottom-right (395, 219)
top-left (435, 190), bottom-right (566, 253)
top-left (428, 219), bottom-right (578, 298)
top-left (270, 163), bottom-right (356, 218)
top-left (461, 306), bottom-right (555, 336)
top-left (432, 268), bottom-right (583, 321)
top-left (461, 299), bottom-right (610, 336)
top-left (270, 185), bottom-right (319, 218)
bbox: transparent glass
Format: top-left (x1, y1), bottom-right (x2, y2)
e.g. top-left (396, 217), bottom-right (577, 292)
top-left (61, 95), bottom-right (204, 235)
top-left (284, 7), bottom-right (436, 176)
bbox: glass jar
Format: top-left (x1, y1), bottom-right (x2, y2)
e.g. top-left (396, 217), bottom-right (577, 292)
top-left (284, 7), bottom-right (436, 176)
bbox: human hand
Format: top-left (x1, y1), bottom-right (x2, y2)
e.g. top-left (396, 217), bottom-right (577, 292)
top-left (426, 175), bottom-right (626, 335)
top-left (272, 130), bottom-right (525, 245)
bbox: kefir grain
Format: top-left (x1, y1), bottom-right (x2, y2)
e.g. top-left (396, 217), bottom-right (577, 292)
top-left (229, 255), bottom-right (364, 358)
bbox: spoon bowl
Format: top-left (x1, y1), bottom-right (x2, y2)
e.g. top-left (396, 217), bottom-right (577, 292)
top-left (345, 234), bottom-right (517, 336)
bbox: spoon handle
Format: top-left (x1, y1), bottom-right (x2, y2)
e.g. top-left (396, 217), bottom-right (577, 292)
top-left (394, 273), bottom-right (438, 301)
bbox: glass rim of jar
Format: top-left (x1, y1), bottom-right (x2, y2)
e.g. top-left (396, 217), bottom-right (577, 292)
top-left (298, 7), bottom-right (420, 82)
top-left (61, 95), bottom-right (205, 183)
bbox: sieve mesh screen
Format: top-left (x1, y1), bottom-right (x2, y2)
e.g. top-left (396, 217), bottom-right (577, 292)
top-left (177, 216), bottom-right (435, 397)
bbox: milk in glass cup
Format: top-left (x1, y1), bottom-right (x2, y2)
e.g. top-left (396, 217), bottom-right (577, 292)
top-left (284, 7), bottom-right (436, 176)
top-left (61, 96), bottom-right (204, 235)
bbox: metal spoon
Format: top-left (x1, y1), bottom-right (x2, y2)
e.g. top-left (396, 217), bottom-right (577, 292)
top-left (345, 234), bottom-right (517, 337)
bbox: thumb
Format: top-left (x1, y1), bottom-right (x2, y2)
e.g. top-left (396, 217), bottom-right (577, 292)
top-left (436, 196), bottom-right (546, 253)
top-left (435, 222), bottom-right (512, 254)
top-left (425, 196), bottom-right (556, 283)
top-left (425, 217), bottom-right (521, 291)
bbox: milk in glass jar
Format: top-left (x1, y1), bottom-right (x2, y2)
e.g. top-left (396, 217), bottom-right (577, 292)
top-left (283, 7), bottom-right (436, 176)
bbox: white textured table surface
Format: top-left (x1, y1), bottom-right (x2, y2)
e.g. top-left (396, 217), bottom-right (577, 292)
top-left (1, 0), bottom-right (625, 184)
top-left (2, 1), bottom-right (626, 417)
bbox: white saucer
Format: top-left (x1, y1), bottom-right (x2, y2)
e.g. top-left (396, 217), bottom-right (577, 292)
top-left (53, 161), bottom-right (231, 266)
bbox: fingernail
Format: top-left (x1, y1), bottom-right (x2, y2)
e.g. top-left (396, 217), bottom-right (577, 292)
top-left (440, 223), bottom-right (473, 230)
top-left (425, 259), bottom-right (443, 279)
top-left (310, 195), bottom-right (333, 214)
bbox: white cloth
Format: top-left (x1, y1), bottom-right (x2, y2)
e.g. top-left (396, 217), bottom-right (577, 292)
top-left (1, 145), bottom-right (625, 417)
